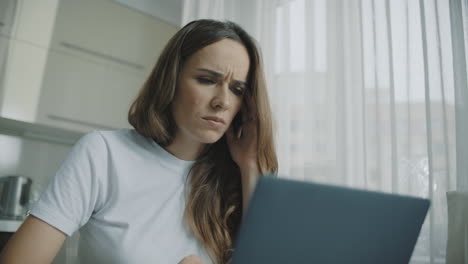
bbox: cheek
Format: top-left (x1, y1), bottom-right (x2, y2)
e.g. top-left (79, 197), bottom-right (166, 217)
top-left (173, 88), bottom-right (204, 120)
top-left (180, 96), bottom-right (203, 115)
top-left (182, 81), bottom-right (206, 104)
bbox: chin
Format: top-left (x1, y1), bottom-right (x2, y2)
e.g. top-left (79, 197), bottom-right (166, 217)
top-left (197, 131), bottom-right (224, 144)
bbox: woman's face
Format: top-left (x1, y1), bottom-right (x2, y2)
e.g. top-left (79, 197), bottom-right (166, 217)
top-left (171, 38), bottom-right (250, 146)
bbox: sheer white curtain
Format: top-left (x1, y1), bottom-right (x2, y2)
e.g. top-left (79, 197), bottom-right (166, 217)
top-left (183, 0), bottom-right (467, 263)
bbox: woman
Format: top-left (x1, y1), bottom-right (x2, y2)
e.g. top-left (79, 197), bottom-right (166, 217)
top-left (0, 19), bottom-right (277, 264)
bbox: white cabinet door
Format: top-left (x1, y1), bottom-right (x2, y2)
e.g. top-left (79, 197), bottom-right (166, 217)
top-left (32, 0), bottom-right (178, 132)
top-left (1, 0), bottom-right (177, 132)
top-left (0, 36), bottom-right (49, 122)
top-left (13, 0), bottom-right (59, 48)
top-left (36, 49), bottom-right (146, 132)
top-left (51, 0), bottom-right (177, 73)
top-left (0, 0), bottom-right (60, 123)
top-left (0, 0), bottom-right (17, 38)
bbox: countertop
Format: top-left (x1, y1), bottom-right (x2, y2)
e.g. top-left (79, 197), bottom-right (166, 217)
top-left (0, 218), bottom-right (23, 232)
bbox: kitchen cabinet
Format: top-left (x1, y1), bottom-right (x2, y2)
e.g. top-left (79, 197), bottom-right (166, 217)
top-left (0, 0), bottom-right (16, 115)
top-left (0, 0), bottom-right (17, 38)
top-left (0, 231), bottom-right (15, 255)
top-left (0, 0), bottom-right (59, 122)
top-left (34, 0), bottom-right (177, 132)
top-left (36, 49), bottom-right (145, 131)
top-left (0, 35), bottom-right (49, 122)
top-left (0, 0), bottom-right (178, 132)
top-left (0, 0), bottom-right (59, 47)
top-left (13, 0), bottom-right (59, 48)
top-left (51, 0), bottom-right (176, 72)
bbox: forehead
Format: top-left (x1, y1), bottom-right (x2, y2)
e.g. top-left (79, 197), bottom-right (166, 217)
top-left (184, 39), bottom-right (250, 81)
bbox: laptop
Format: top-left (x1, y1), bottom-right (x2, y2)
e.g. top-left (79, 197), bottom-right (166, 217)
top-left (232, 175), bottom-right (430, 264)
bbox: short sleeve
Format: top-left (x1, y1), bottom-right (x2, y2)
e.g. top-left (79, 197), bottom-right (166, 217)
top-left (30, 131), bottom-right (107, 236)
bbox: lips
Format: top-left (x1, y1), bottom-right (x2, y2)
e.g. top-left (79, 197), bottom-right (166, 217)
top-left (202, 116), bottom-right (226, 129)
top-left (202, 116), bottom-right (225, 124)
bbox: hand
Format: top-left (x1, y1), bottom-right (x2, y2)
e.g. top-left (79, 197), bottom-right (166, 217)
top-left (178, 255), bottom-right (205, 264)
top-left (227, 94), bottom-right (261, 211)
top-left (226, 94), bottom-right (259, 173)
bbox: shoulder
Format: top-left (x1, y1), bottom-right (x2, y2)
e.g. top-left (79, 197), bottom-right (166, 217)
top-left (78, 129), bottom-right (136, 149)
top-left (70, 129), bottom-right (132, 160)
top-left (62, 131), bottom-right (108, 168)
top-left (78, 129), bottom-right (157, 161)
top-left (77, 130), bottom-right (105, 146)
top-left (95, 128), bottom-right (152, 151)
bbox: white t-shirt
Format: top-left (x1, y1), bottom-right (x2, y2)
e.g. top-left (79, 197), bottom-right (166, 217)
top-left (31, 129), bottom-right (213, 264)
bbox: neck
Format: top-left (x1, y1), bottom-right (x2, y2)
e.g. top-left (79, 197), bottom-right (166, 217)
top-left (164, 134), bottom-right (205, 161)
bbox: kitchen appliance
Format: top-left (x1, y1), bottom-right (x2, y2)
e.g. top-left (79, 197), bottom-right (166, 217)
top-left (0, 176), bottom-right (32, 219)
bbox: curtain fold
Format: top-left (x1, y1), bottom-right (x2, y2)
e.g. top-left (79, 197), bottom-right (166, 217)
top-left (182, 0), bottom-right (466, 263)
top-left (450, 0), bottom-right (468, 191)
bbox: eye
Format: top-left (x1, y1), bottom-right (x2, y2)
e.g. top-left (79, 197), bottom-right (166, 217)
top-left (197, 77), bottom-right (216, 84)
top-left (231, 86), bottom-right (246, 96)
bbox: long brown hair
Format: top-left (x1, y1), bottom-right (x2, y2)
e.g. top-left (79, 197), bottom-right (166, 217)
top-left (128, 19), bottom-right (278, 263)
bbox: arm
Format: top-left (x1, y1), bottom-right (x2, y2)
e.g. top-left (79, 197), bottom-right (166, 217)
top-left (0, 215), bottom-right (66, 264)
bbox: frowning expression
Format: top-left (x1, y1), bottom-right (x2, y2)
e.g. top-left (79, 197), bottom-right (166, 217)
top-left (171, 39), bottom-right (250, 145)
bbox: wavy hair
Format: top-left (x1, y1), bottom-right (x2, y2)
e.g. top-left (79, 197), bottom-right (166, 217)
top-left (128, 19), bottom-right (278, 263)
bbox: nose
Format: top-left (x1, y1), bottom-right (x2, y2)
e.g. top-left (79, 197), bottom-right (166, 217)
top-left (210, 83), bottom-right (231, 110)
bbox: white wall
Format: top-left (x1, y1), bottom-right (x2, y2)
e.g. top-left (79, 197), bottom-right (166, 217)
top-left (0, 134), bottom-right (72, 199)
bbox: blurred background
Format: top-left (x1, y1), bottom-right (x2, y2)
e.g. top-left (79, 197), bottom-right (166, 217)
top-left (0, 0), bottom-right (467, 263)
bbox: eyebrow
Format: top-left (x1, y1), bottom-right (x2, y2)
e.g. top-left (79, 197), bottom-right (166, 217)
top-left (197, 68), bottom-right (247, 87)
